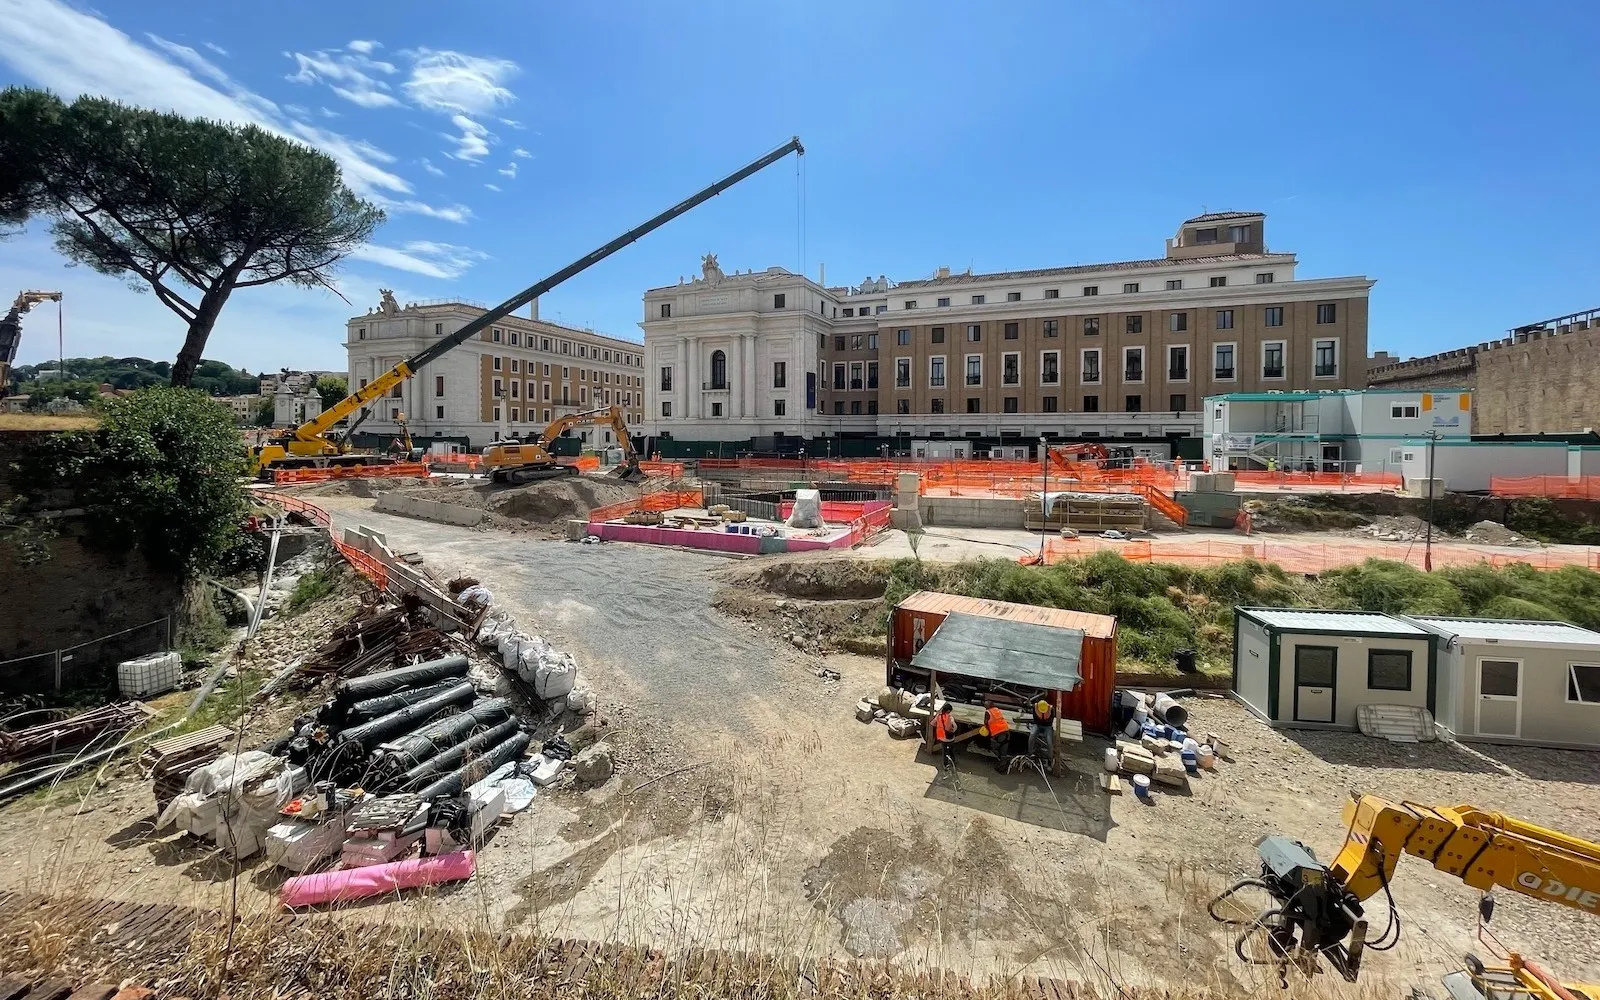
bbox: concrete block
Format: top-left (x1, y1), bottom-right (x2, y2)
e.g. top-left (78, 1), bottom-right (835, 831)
top-left (1152, 759), bottom-right (1190, 790)
top-left (1210, 472), bottom-right (1235, 492)
top-left (897, 472), bottom-right (922, 494)
top-left (890, 508), bottom-right (924, 531)
top-left (1189, 472), bottom-right (1214, 493)
top-left (375, 493), bottom-right (487, 527)
top-left (565, 518), bottom-right (591, 541)
top-left (1406, 477), bottom-right (1444, 498)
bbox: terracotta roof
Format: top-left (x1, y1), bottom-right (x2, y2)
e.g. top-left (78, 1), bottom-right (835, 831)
top-left (893, 253), bottom-right (1292, 289)
top-left (1182, 210), bottom-right (1264, 224)
top-left (896, 590), bottom-right (1117, 639)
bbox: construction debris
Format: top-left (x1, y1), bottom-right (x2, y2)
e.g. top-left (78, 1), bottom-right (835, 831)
top-left (293, 602), bottom-right (450, 682)
top-left (141, 724), bottom-right (235, 813)
top-left (0, 703), bottom-right (149, 764)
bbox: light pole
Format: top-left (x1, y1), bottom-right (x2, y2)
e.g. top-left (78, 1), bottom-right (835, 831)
top-left (1424, 429), bottom-right (1440, 571)
top-left (1040, 434), bottom-right (1050, 561)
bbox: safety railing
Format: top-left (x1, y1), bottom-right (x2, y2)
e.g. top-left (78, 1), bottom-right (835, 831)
top-left (272, 462), bottom-right (432, 485)
top-left (638, 461), bottom-right (686, 478)
top-left (1490, 475), bottom-right (1600, 499)
top-left (260, 490), bottom-right (387, 590)
top-left (1224, 470), bottom-right (1403, 491)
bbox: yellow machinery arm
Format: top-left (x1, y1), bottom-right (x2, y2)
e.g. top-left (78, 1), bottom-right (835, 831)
top-left (537, 405), bottom-right (636, 461)
top-left (284, 364), bottom-right (412, 450)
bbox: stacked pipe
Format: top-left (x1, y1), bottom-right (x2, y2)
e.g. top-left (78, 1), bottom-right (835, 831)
top-left (364, 698), bottom-right (513, 788)
top-left (317, 681), bottom-right (477, 782)
top-left (393, 717), bottom-right (521, 791)
top-left (413, 732), bottom-right (531, 801)
top-left (334, 655), bottom-right (469, 703)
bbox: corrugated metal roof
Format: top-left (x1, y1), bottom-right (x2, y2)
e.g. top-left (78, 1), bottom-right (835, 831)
top-left (1241, 608), bottom-right (1429, 635)
top-left (912, 612), bottom-right (1084, 691)
top-left (1411, 617), bottom-right (1600, 647)
top-left (897, 591), bottom-right (1117, 638)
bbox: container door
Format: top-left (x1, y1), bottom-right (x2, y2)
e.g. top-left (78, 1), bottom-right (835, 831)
top-left (1293, 646), bottom-right (1337, 723)
top-left (1476, 658), bottom-right (1522, 738)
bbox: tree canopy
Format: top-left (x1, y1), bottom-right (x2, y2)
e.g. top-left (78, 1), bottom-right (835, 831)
top-left (10, 356), bottom-right (257, 394)
top-left (315, 374), bottom-right (348, 410)
top-left (0, 88), bottom-right (384, 386)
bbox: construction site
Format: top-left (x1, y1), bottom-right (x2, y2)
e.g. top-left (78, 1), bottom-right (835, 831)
top-left (3, 130), bottom-right (1600, 1000)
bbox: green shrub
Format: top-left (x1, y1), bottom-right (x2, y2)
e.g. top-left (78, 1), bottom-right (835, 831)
top-left (287, 566), bottom-right (339, 614)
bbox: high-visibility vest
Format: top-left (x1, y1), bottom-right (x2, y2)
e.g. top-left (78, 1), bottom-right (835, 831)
top-left (983, 707), bottom-right (1010, 737)
top-left (935, 713), bottom-right (956, 742)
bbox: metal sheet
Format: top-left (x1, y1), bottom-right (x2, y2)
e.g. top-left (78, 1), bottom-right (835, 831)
top-left (911, 612), bottom-right (1084, 692)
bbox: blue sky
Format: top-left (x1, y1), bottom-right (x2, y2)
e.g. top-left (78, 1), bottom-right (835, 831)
top-left (1, 0), bottom-right (1597, 374)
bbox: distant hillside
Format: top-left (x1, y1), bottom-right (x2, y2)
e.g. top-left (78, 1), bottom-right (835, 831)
top-left (11, 356), bottom-right (260, 396)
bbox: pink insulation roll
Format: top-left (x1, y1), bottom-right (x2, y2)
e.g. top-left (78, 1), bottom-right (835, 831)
top-left (280, 849), bottom-right (475, 908)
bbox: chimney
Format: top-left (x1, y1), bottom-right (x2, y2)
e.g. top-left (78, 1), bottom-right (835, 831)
top-left (819, 263), bottom-right (825, 286)
top-left (529, 297), bottom-right (539, 321)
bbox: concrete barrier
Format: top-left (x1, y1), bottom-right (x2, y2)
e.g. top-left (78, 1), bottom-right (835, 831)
top-left (375, 492), bottom-right (487, 528)
top-left (920, 496), bottom-right (1025, 529)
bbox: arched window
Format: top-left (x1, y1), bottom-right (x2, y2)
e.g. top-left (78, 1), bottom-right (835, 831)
top-left (710, 350), bottom-right (727, 389)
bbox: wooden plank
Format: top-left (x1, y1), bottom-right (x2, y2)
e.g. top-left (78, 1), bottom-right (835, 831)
top-left (0, 977), bottom-right (33, 1000)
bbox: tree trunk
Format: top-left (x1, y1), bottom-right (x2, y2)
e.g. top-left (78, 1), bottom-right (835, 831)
top-left (168, 282), bottom-right (236, 386)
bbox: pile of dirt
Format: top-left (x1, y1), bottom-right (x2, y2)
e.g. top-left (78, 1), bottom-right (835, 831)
top-left (1348, 513), bottom-right (1433, 542)
top-left (722, 557), bottom-right (893, 601)
top-left (408, 476), bottom-right (641, 536)
top-left (1459, 519), bottom-right (1540, 547)
top-left (1242, 496), bottom-right (1370, 532)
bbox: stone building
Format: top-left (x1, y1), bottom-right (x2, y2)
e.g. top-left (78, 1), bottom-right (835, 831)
top-left (1367, 306), bottom-right (1600, 434)
top-left (642, 212), bottom-right (1375, 446)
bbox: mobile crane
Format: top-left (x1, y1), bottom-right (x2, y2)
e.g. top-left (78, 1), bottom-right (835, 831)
top-left (252, 136), bottom-right (806, 476)
top-left (480, 404), bottom-right (641, 484)
top-left (1209, 792), bottom-right (1600, 999)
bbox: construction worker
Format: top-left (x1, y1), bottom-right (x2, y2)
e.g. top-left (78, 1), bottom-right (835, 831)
top-left (1029, 695), bottom-right (1055, 764)
top-left (979, 697), bottom-right (1012, 770)
top-left (933, 702), bottom-right (959, 771)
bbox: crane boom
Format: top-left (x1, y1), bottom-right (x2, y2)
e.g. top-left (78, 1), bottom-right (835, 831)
top-left (259, 136), bottom-right (806, 469)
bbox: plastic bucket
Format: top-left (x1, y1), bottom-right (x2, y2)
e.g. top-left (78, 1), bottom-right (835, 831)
top-left (1180, 748), bottom-right (1200, 776)
top-left (1103, 747), bottom-right (1119, 772)
top-left (1198, 745), bottom-right (1216, 770)
top-left (1132, 774), bottom-right (1151, 800)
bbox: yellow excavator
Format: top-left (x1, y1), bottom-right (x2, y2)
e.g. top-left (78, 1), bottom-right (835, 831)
top-left (480, 404), bottom-right (641, 484)
top-left (250, 136), bottom-right (805, 477)
top-left (1210, 793), bottom-right (1600, 999)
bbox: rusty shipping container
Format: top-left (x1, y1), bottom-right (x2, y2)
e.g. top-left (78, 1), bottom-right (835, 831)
top-left (885, 591), bottom-right (1117, 735)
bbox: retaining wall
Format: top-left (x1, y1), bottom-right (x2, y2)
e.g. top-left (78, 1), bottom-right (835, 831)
top-left (374, 492), bottom-right (487, 527)
top-left (920, 496), bottom-right (1026, 529)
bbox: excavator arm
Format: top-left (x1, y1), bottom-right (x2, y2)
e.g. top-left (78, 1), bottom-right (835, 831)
top-left (536, 405), bottom-right (640, 479)
top-left (1210, 793), bottom-right (1600, 998)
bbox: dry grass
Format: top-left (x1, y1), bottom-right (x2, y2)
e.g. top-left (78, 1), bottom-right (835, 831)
top-left (0, 412), bottom-right (100, 431)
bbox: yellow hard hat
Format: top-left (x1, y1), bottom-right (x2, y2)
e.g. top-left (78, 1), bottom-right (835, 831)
top-left (1035, 699), bottom-right (1050, 713)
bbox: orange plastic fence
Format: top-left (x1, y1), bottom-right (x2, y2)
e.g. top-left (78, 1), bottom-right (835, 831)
top-left (571, 456), bottom-right (601, 472)
top-left (696, 456), bottom-right (1179, 492)
top-left (1490, 475), bottom-right (1600, 500)
top-left (429, 453), bottom-right (483, 470)
top-left (587, 489), bottom-right (706, 524)
top-left (272, 462), bottom-right (431, 485)
top-left (1229, 470), bottom-right (1402, 490)
top-left (260, 490), bottom-right (388, 589)
top-left (1030, 536), bottom-right (1600, 574)
top-left (638, 461), bottom-right (685, 478)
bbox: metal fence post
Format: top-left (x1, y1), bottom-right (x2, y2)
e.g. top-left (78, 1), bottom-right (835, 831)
top-left (53, 650), bottom-right (62, 691)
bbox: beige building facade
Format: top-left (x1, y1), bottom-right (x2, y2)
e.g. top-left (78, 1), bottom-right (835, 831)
top-left (643, 212), bottom-right (1374, 443)
top-left (346, 296), bottom-right (646, 450)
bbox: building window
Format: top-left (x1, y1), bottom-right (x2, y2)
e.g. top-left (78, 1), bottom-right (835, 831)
top-left (1042, 395), bottom-right (1058, 412)
top-left (844, 307), bottom-right (858, 318)
top-left (1082, 285), bottom-right (1099, 296)
top-left (1210, 276), bottom-right (1227, 288)
top-left (965, 355), bottom-right (982, 386)
top-left (1084, 316), bottom-right (1100, 336)
top-left (1042, 351), bottom-right (1060, 385)
top-left (435, 375), bottom-right (445, 397)
top-left (1391, 402), bottom-right (1420, 419)
top-left (1007, 291), bottom-right (1021, 302)
top-left (712, 402), bottom-right (723, 417)
top-left (1123, 282), bottom-right (1140, 294)
top-left (1568, 664), bottom-right (1600, 703)
top-left (1256, 272), bottom-right (1274, 285)
top-left (971, 295), bottom-right (985, 305)
top-left (1368, 650), bottom-right (1413, 691)
top-left (510, 408), bottom-right (520, 421)
top-left (930, 357), bottom-right (946, 387)
top-left (1083, 394), bottom-right (1100, 412)
top-left (1003, 396), bottom-right (1019, 413)
top-left (1043, 319), bottom-right (1058, 338)
top-left (772, 361), bottom-right (787, 389)
top-left (897, 399), bottom-right (910, 414)
top-left (659, 303), bottom-right (671, 318)
top-left (510, 381), bottom-right (520, 398)
top-left (492, 356), bottom-right (502, 371)
top-left (1125, 394), bottom-right (1142, 412)
top-left (896, 358), bottom-right (911, 387)
top-left (1265, 306), bottom-right (1284, 328)
top-left (852, 335), bottom-right (864, 350)
top-left (432, 323), bottom-right (442, 336)
top-left (1214, 344), bottom-right (1236, 380)
top-left (833, 401), bottom-right (844, 415)
top-left (544, 409), bottom-right (551, 421)
top-left (562, 342), bottom-right (570, 355)
top-left (835, 335), bottom-right (846, 351)
top-left (1216, 309), bottom-right (1234, 330)
top-left (1315, 340), bottom-right (1338, 377)
top-left (1168, 312), bottom-right (1187, 333)
top-left (938, 296), bottom-right (950, 307)
top-left (1082, 349), bottom-right (1101, 384)
top-left (896, 329), bottom-right (912, 347)
top-left (1004, 322), bottom-right (1019, 340)
top-left (710, 350), bottom-right (727, 389)
top-left (867, 361), bottom-right (879, 389)
top-left (1125, 315), bottom-right (1142, 335)
top-left (868, 400), bottom-right (878, 415)
top-left (850, 362), bottom-right (863, 389)
top-left (1195, 227), bottom-right (1218, 244)
top-left (492, 407), bottom-right (500, 421)
top-left (868, 334), bottom-right (878, 349)
top-left (850, 400), bottom-right (862, 415)
top-left (1317, 303), bottom-right (1337, 324)
top-left (1044, 288), bottom-right (1059, 299)
top-left (1002, 353), bottom-right (1020, 385)
top-left (966, 324), bottom-right (982, 343)
top-left (579, 345), bottom-right (587, 358)
top-left (875, 304), bottom-right (887, 314)
top-left (512, 359), bottom-right (521, 373)
top-left (833, 363), bottom-right (845, 390)
top-left (931, 326), bottom-right (945, 344)
top-left (511, 332), bottom-right (521, 347)
top-left (1168, 393), bottom-right (1186, 411)
top-left (1166, 279), bottom-right (1182, 291)
top-left (904, 300), bottom-right (918, 309)
top-left (931, 398), bottom-right (945, 414)
top-left (1168, 345), bottom-right (1188, 381)
top-left (1228, 224), bottom-right (1250, 243)
top-left (966, 397), bottom-right (981, 413)
top-left (492, 328), bottom-right (502, 342)
top-left (492, 377), bottom-right (503, 396)
top-left (543, 383), bottom-right (550, 400)
top-left (435, 405), bottom-right (444, 419)
top-left (659, 366), bottom-right (675, 391)
top-left (773, 293), bottom-right (786, 309)
top-left (1263, 342), bottom-right (1285, 379)
top-left (1123, 347), bottom-right (1144, 382)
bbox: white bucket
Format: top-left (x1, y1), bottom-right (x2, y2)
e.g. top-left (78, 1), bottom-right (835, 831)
top-left (1198, 745), bottom-right (1216, 770)
top-left (1103, 747), bottom-right (1119, 772)
top-left (1132, 774), bottom-right (1152, 799)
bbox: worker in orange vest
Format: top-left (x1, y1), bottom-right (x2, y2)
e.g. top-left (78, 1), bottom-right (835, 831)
top-left (932, 702), bottom-right (959, 770)
top-left (1028, 695), bottom-right (1055, 763)
top-left (978, 697), bottom-right (1010, 747)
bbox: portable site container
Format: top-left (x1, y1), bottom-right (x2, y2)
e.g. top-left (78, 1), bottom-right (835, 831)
top-left (885, 591), bottom-right (1118, 734)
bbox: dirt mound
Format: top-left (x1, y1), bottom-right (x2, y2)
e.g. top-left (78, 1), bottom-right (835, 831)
top-left (723, 557), bottom-right (893, 601)
top-left (1460, 519), bottom-right (1539, 547)
top-left (1348, 513), bottom-right (1433, 542)
top-left (489, 478), bottom-right (637, 524)
top-left (290, 476), bottom-right (428, 499)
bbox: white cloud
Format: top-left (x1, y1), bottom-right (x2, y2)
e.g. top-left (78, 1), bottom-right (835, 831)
top-left (370, 197), bottom-right (472, 224)
top-left (350, 240), bottom-right (488, 280)
top-left (286, 47), bottom-right (400, 109)
top-left (444, 114), bottom-right (490, 161)
top-left (0, 0), bottom-right (427, 205)
top-left (284, 103), bottom-right (309, 118)
top-left (203, 41), bottom-right (227, 56)
top-left (420, 158), bottom-right (445, 177)
top-left (347, 39), bottom-right (379, 55)
top-left (484, 183), bottom-right (501, 192)
top-left (319, 106), bottom-right (340, 118)
top-left (512, 147), bottom-right (531, 158)
top-left (402, 48), bottom-right (518, 115)
top-left (497, 161), bottom-right (517, 178)
top-left (145, 34), bottom-right (231, 88)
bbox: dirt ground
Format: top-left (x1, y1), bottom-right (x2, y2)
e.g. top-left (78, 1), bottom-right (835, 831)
top-left (5, 499), bottom-right (1600, 991)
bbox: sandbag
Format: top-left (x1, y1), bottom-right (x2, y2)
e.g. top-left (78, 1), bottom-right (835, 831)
top-left (475, 613), bottom-right (515, 650)
top-left (456, 585), bottom-right (493, 612)
top-left (786, 489), bottom-right (824, 529)
top-left (565, 680), bottom-right (595, 715)
top-left (533, 650), bottom-right (577, 700)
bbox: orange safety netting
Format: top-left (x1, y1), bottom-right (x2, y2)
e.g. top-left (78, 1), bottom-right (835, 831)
top-left (1491, 475), bottom-right (1600, 500)
top-left (272, 462), bottom-right (432, 485)
top-left (1228, 470), bottom-right (1402, 491)
top-left (260, 491), bottom-right (388, 590)
top-left (1027, 537), bottom-right (1600, 574)
top-left (429, 453), bottom-right (483, 470)
top-left (638, 460), bottom-right (686, 478)
top-left (588, 489), bottom-right (706, 524)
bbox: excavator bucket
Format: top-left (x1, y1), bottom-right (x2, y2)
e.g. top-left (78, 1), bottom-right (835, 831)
top-left (610, 459), bottom-right (644, 482)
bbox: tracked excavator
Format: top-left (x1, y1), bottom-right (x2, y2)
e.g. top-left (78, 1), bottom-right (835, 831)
top-left (1209, 792), bottom-right (1600, 999)
top-left (251, 136), bottom-right (805, 477)
top-left (480, 404), bottom-right (641, 484)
